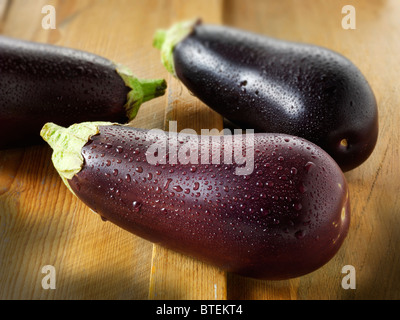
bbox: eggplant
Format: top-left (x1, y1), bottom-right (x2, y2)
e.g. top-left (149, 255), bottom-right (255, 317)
top-left (41, 121), bottom-right (350, 280)
top-left (0, 36), bottom-right (166, 149)
top-left (153, 20), bottom-right (378, 172)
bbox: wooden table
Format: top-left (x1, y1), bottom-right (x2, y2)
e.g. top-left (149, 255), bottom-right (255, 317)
top-left (0, 0), bottom-right (399, 300)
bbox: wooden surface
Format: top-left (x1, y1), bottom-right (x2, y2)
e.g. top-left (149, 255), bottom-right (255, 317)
top-left (0, 0), bottom-right (399, 300)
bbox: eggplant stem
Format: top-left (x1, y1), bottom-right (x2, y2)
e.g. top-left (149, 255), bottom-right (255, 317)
top-left (116, 64), bottom-right (167, 121)
top-left (153, 19), bottom-right (199, 76)
top-left (40, 122), bottom-right (115, 194)
top-left (139, 78), bottom-right (167, 103)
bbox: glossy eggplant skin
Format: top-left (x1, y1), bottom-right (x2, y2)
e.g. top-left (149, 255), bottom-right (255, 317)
top-left (172, 24), bottom-right (378, 172)
top-left (0, 36), bottom-right (165, 149)
top-left (66, 124), bottom-right (350, 280)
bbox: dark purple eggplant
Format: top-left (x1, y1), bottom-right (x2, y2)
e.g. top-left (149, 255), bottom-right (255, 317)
top-left (153, 20), bottom-right (378, 172)
top-left (0, 36), bottom-right (166, 149)
top-left (41, 121), bottom-right (350, 280)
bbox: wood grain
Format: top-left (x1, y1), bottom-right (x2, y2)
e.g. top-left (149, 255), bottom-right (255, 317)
top-left (1, 0), bottom-right (399, 300)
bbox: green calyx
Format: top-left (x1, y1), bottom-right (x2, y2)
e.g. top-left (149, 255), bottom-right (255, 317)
top-left (40, 121), bottom-right (115, 194)
top-left (116, 65), bottom-right (167, 121)
top-left (153, 19), bottom-right (199, 76)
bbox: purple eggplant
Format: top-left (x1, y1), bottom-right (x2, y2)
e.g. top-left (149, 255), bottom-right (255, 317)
top-left (153, 20), bottom-right (378, 172)
top-left (0, 36), bottom-right (166, 149)
top-left (41, 121), bottom-right (350, 280)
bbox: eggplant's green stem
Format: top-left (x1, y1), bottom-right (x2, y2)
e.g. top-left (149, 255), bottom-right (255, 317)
top-left (116, 65), bottom-right (167, 121)
top-left (40, 122), bottom-right (115, 194)
top-left (153, 19), bottom-right (199, 76)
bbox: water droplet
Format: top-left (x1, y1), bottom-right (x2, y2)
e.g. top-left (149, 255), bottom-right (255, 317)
top-left (136, 166), bottom-right (143, 173)
top-left (193, 182), bottom-right (200, 191)
top-left (132, 201), bottom-right (142, 212)
top-left (279, 174), bottom-right (288, 181)
top-left (173, 186), bottom-right (183, 192)
top-left (113, 169), bottom-right (119, 176)
top-left (299, 183), bottom-right (308, 194)
top-left (125, 174), bottom-right (131, 182)
top-left (164, 178), bottom-right (172, 190)
top-left (295, 230), bottom-right (305, 239)
top-left (305, 162), bottom-right (316, 173)
top-left (266, 181), bottom-right (274, 187)
top-left (293, 202), bottom-right (303, 211)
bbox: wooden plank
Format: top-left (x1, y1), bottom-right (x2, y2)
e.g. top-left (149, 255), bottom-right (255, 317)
top-left (0, 0), bottom-right (9, 20)
top-left (224, 0), bottom-right (400, 299)
top-left (147, 0), bottom-right (226, 300)
top-left (0, 0), bottom-right (9, 33)
top-left (0, 0), bottom-right (227, 300)
top-left (0, 0), bottom-right (170, 300)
